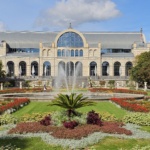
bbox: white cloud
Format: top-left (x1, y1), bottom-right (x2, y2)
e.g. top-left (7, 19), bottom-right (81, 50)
top-left (35, 0), bottom-right (120, 28)
top-left (0, 21), bottom-right (6, 31)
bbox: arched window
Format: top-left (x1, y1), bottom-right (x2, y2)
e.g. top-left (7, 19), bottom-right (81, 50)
top-left (62, 49), bottom-right (65, 57)
top-left (42, 49), bottom-right (46, 56)
top-left (47, 49), bottom-right (51, 56)
top-left (75, 61), bottom-right (82, 76)
top-left (114, 62), bottom-right (121, 76)
top-left (43, 61), bottom-right (51, 76)
top-left (7, 61), bottom-right (14, 77)
top-left (71, 50), bottom-right (74, 57)
top-left (58, 61), bottom-right (65, 76)
top-left (31, 61), bottom-right (38, 76)
top-left (126, 62), bottom-right (132, 76)
top-left (102, 61), bottom-right (109, 76)
top-left (19, 61), bottom-right (26, 76)
top-left (57, 49), bottom-right (61, 57)
top-left (90, 61), bottom-right (97, 76)
top-left (67, 61), bottom-right (74, 76)
top-left (66, 50), bottom-right (70, 57)
top-left (79, 49), bottom-right (83, 57)
top-left (57, 32), bottom-right (83, 47)
top-left (75, 50), bottom-right (78, 57)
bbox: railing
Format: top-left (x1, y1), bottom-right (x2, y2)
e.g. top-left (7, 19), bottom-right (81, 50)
top-left (6, 75), bottom-right (129, 81)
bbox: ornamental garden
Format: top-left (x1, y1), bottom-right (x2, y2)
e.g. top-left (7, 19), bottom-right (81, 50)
top-left (0, 86), bottom-right (150, 150)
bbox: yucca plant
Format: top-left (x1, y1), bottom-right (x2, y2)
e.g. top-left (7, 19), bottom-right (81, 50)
top-left (50, 93), bottom-right (95, 120)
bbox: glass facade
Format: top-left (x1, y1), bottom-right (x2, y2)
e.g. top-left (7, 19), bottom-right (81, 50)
top-left (57, 49), bottom-right (83, 57)
top-left (57, 32), bottom-right (83, 47)
top-left (7, 48), bottom-right (39, 53)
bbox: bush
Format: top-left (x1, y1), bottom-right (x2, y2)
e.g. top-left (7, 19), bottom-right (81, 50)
top-left (87, 110), bottom-right (103, 126)
top-left (40, 115), bottom-right (51, 126)
top-left (0, 113), bottom-right (18, 125)
top-left (123, 112), bottom-right (150, 126)
top-left (19, 112), bottom-right (50, 122)
top-left (51, 111), bottom-right (87, 127)
top-left (100, 112), bottom-right (118, 122)
top-left (63, 120), bottom-right (78, 129)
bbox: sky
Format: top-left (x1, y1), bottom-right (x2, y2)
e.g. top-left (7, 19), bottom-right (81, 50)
top-left (0, 0), bottom-right (150, 41)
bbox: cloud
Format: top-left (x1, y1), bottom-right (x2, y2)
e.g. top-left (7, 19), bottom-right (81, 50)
top-left (0, 21), bottom-right (6, 31)
top-left (35, 0), bottom-right (120, 28)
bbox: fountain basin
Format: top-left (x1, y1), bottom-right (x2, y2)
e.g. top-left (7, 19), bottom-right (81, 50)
top-left (0, 92), bottom-right (144, 101)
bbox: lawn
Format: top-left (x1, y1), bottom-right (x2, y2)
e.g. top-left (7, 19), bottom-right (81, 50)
top-left (13, 101), bottom-right (127, 119)
top-left (0, 137), bottom-right (150, 150)
top-left (92, 137), bottom-right (150, 150)
top-left (141, 126), bottom-right (150, 133)
top-left (0, 137), bottom-right (62, 150)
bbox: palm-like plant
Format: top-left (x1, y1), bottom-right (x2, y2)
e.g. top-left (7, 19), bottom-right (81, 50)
top-left (50, 93), bottom-right (95, 119)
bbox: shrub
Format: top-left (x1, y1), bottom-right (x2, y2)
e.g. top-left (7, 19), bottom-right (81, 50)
top-left (123, 112), bottom-right (150, 126)
top-left (87, 110), bottom-right (103, 126)
top-left (19, 112), bottom-right (50, 122)
top-left (51, 110), bottom-right (87, 127)
top-left (40, 115), bottom-right (51, 126)
top-left (100, 112), bottom-right (118, 122)
top-left (0, 113), bottom-right (18, 125)
top-left (63, 120), bottom-right (78, 129)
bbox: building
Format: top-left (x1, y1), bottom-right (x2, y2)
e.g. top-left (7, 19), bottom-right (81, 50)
top-left (0, 27), bottom-right (150, 84)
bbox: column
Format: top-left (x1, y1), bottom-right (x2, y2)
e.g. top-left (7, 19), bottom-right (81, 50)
top-left (144, 82), bottom-right (147, 91)
top-left (19, 81), bottom-right (22, 89)
top-left (0, 83), bottom-right (3, 90)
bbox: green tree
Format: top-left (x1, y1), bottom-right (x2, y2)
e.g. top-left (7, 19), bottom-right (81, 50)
top-left (50, 93), bottom-right (95, 119)
top-left (130, 51), bottom-right (150, 85)
top-left (0, 61), bottom-right (5, 78)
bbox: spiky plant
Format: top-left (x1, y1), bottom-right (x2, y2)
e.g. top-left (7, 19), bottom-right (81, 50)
top-left (50, 93), bottom-right (95, 119)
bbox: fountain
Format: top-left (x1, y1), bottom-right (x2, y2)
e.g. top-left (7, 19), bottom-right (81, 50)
top-left (54, 60), bottom-right (83, 94)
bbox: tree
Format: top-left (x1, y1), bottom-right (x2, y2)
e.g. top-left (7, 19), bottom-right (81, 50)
top-left (50, 93), bottom-right (95, 119)
top-left (0, 61), bottom-right (5, 78)
top-left (130, 51), bottom-right (150, 85)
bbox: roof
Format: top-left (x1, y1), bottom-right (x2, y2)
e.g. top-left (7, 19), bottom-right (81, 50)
top-left (0, 31), bottom-right (144, 49)
top-left (0, 31), bottom-right (57, 48)
top-left (83, 32), bottom-right (144, 49)
top-left (102, 53), bottom-right (134, 58)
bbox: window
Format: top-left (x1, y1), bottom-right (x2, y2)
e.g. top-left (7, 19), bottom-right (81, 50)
top-left (71, 50), bottom-right (74, 57)
top-left (75, 50), bottom-right (78, 57)
top-left (57, 32), bottom-right (83, 47)
top-left (79, 49), bottom-right (83, 56)
top-left (57, 49), bottom-right (61, 57)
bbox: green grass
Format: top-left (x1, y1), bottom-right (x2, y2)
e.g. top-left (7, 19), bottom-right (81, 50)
top-left (78, 101), bottom-right (127, 118)
top-left (0, 137), bottom-right (150, 150)
top-left (13, 101), bottom-right (63, 117)
top-left (0, 137), bottom-right (63, 150)
top-left (13, 101), bottom-right (127, 119)
top-left (91, 137), bottom-right (150, 150)
top-left (140, 126), bottom-right (150, 133)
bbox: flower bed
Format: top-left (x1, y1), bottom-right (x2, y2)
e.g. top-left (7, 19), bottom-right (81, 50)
top-left (0, 98), bottom-right (30, 114)
top-left (8, 121), bottom-right (132, 139)
top-left (110, 98), bottom-right (149, 112)
top-left (0, 88), bottom-right (52, 94)
top-left (89, 88), bottom-right (147, 95)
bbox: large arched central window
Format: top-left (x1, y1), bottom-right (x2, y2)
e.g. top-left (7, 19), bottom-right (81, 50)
top-left (57, 32), bottom-right (83, 47)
